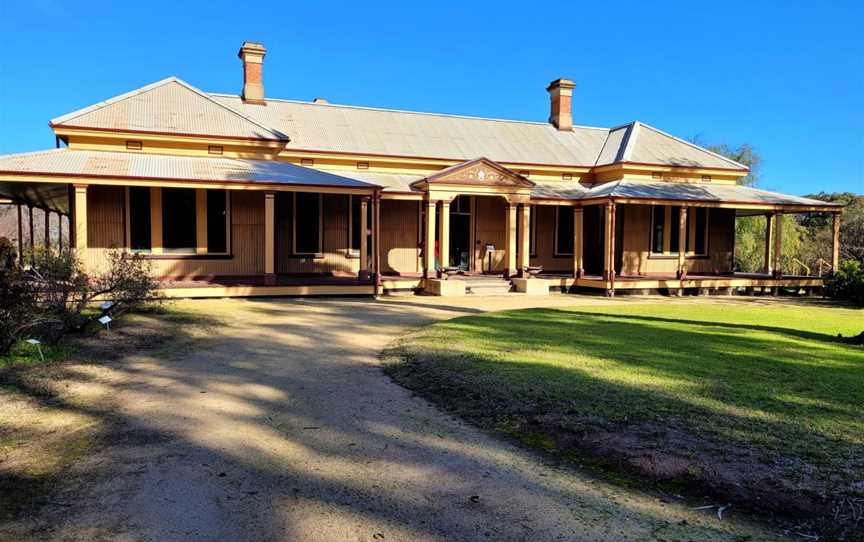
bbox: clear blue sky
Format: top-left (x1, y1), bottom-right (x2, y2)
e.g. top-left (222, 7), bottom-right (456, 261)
top-left (1, 0), bottom-right (861, 195)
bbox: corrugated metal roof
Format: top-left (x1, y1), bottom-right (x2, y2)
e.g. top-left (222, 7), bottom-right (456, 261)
top-left (0, 149), bottom-right (376, 188)
top-left (617, 122), bottom-right (745, 169)
top-left (51, 78), bottom-right (287, 141)
top-left (585, 180), bottom-right (841, 207)
top-left (210, 94), bottom-right (610, 166)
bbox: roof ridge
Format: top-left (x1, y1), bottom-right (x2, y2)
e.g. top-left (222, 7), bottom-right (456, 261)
top-left (619, 121), bottom-right (641, 162)
top-left (209, 92), bottom-right (611, 131)
top-left (636, 122), bottom-right (749, 170)
top-left (0, 147), bottom-right (69, 160)
top-left (51, 77), bottom-right (288, 141)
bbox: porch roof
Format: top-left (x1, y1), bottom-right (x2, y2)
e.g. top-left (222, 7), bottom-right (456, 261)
top-left (583, 180), bottom-right (841, 209)
top-left (0, 148), bottom-right (378, 190)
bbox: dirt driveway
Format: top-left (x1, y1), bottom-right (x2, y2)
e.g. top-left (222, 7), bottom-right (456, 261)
top-left (1, 295), bottom-right (784, 541)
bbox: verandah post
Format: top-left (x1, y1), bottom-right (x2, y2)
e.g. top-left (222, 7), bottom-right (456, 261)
top-left (438, 199), bottom-right (450, 274)
top-left (518, 203), bottom-right (530, 277)
top-left (573, 206), bottom-right (583, 279)
top-left (763, 212), bottom-right (775, 275)
top-left (603, 201), bottom-right (616, 296)
top-left (773, 213), bottom-right (783, 278)
top-left (28, 204), bottom-right (34, 266)
top-left (16, 203), bottom-right (23, 267)
top-left (423, 199), bottom-right (437, 279)
top-left (73, 184), bottom-right (88, 270)
top-left (44, 209), bottom-right (51, 250)
top-left (504, 202), bottom-right (517, 277)
top-left (831, 211), bottom-right (841, 272)
top-left (264, 192), bottom-right (276, 285)
top-left (677, 206), bottom-right (688, 279)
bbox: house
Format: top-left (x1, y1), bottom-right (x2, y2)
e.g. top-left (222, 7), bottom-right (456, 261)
top-left (0, 42), bottom-right (842, 297)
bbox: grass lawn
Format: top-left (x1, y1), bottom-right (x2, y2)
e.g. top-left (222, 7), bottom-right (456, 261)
top-left (384, 300), bottom-right (864, 537)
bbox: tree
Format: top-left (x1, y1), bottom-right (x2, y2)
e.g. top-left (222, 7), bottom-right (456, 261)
top-left (691, 136), bottom-right (762, 186)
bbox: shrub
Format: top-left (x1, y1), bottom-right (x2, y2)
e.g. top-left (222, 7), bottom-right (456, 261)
top-left (824, 260), bottom-right (864, 306)
top-left (0, 246), bottom-right (161, 355)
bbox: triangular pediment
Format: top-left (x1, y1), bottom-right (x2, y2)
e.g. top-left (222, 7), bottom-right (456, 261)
top-left (413, 158), bottom-right (535, 189)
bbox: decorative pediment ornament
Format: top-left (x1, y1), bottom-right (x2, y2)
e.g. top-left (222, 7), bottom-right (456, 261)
top-left (412, 158), bottom-right (535, 189)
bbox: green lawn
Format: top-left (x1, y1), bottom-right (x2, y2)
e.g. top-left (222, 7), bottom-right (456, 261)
top-left (385, 300), bottom-right (864, 531)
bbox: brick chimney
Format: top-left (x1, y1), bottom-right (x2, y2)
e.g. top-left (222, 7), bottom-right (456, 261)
top-left (547, 78), bottom-right (576, 130)
top-left (238, 42), bottom-right (267, 105)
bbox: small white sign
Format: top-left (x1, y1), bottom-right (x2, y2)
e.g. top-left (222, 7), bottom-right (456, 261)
top-left (100, 301), bottom-right (115, 311)
top-left (26, 338), bottom-right (41, 345)
top-left (98, 315), bottom-right (112, 325)
top-left (26, 338), bottom-right (44, 361)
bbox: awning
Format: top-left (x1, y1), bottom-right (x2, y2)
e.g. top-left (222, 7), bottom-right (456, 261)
top-left (0, 149), bottom-right (380, 191)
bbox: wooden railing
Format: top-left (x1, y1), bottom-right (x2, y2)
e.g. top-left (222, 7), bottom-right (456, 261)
top-left (789, 258), bottom-right (834, 277)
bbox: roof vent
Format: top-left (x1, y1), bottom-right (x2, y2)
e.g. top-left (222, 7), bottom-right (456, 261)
top-left (238, 42), bottom-right (267, 105)
top-left (546, 78), bottom-right (576, 131)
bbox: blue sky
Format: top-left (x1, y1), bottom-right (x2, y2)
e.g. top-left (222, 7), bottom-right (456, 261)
top-left (1, 0), bottom-right (861, 195)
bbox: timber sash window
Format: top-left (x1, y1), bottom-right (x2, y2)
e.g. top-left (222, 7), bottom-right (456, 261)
top-left (650, 205), bottom-right (708, 256)
top-left (554, 206), bottom-right (574, 256)
top-left (206, 190), bottom-right (229, 254)
top-left (162, 188), bottom-right (197, 253)
top-left (128, 187), bottom-right (151, 252)
top-left (293, 192), bottom-right (323, 255)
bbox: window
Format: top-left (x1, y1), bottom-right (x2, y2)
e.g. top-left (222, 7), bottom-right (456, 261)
top-left (687, 207), bottom-right (708, 255)
top-left (651, 206), bottom-right (665, 254)
top-left (669, 206), bottom-right (680, 253)
top-left (554, 206), bottom-right (574, 256)
top-left (162, 188), bottom-right (197, 253)
top-left (128, 187), bottom-right (151, 251)
top-left (350, 195), bottom-right (362, 253)
top-left (206, 190), bottom-right (228, 253)
top-left (651, 205), bottom-right (708, 256)
top-left (293, 193), bottom-right (322, 255)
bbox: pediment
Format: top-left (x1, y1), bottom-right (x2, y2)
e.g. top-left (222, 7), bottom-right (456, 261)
top-left (413, 158), bottom-right (535, 189)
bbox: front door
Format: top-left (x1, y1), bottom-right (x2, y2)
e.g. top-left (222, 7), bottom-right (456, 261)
top-left (449, 196), bottom-right (471, 271)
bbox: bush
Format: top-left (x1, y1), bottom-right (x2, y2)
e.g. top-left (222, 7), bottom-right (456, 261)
top-left (824, 260), bottom-right (864, 305)
top-left (0, 246), bottom-right (162, 355)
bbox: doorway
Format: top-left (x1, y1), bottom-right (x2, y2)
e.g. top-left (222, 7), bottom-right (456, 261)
top-left (449, 195), bottom-right (471, 270)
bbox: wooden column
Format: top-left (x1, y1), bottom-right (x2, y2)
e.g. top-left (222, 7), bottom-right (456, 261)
top-left (763, 212), bottom-right (774, 275)
top-left (518, 203), bottom-right (531, 277)
top-left (504, 203), bottom-right (517, 277)
top-left (773, 213), bottom-right (783, 278)
top-left (573, 207), bottom-right (584, 278)
top-left (373, 193), bottom-right (382, 293)
top-left (264, 192), bottom-right (276, 284)
top-left (438, 200), bottom-right (450, 273)
top-left (603, 202), bottom-right (614, 280)
top-left (73, 185), bottom-right (88, 265)
top-left (16, 203), bottom-right (23, 266)
top-left (150, 187), bottom-right (163, 255)
top-left (28, 205), bottom-right (35, 265)
top-left (359, 197), bottom-right (369, 279)
top-left (195, 189), bottom-right (207, 255)
top-left (58, 214), bottom-right (64, 252)
top-left (423, 199), bottom-right (437, 278)
top-left (831, 212), bottom-right (841, 272)
top-left (44, 209), bottom-right (51, 249)
top-left (677, 206), bottom-right (688, 279)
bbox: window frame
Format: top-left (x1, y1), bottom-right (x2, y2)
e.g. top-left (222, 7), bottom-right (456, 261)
top-left (160, 187), bottom-right (199, 255)
top-left (649, 204), bottom-right (710, 258)
top-left (292, 192), bottom-right (324, 256)
top-left (126, 186), bottom-right (152, 253)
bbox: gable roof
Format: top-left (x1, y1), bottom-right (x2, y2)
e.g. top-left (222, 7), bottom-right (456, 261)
top-left (0, 148), bottom-right (375, 189)
top-left (51, 77), bottom-right (288, 142)
top-left (595, 121), bottom-right (747, 170)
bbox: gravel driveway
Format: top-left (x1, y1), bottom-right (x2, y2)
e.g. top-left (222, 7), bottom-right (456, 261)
top-left (3, 295), bottom-right (782, 541)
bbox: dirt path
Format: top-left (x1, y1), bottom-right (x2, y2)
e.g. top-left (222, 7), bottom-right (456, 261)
top-left (0, 295), bottom-right (786, 541)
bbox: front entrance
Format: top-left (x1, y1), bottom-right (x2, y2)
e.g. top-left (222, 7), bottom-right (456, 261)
top-left (449, 195), bottom-right (471, 270)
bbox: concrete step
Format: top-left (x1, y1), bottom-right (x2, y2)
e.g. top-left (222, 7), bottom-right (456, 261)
top-left (466, 280), bottom-right (513, 295)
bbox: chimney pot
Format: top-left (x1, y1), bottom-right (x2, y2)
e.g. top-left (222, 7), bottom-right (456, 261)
top-left (238, 42), bottom-right (267, 105)
top-left (547, 78), bottom-right (576, 131)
